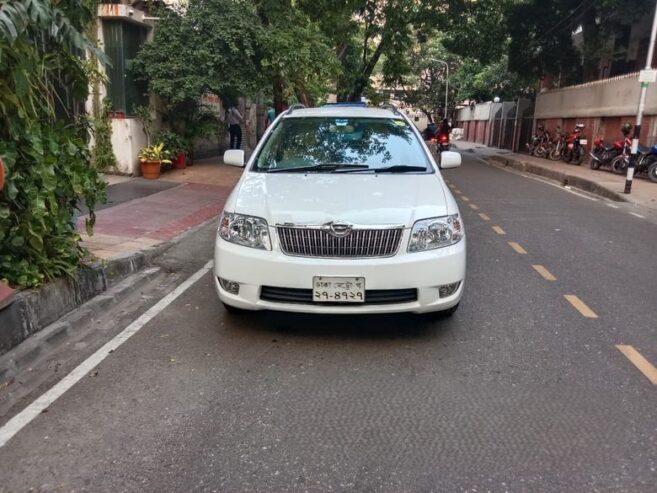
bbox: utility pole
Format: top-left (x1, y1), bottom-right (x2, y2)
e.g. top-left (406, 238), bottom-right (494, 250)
top-left (625, 1), bottom-right (657, 194)
top-left (428, 58), bottom-right (449, 119)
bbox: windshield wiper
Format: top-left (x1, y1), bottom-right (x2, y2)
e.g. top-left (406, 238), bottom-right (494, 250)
top-left (370, 165), bottom-right (428, 173)
top-left (264, 163), bottom-right (370, 173)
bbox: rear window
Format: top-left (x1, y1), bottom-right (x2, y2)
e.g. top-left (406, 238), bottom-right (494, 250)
top-left (253, 117), bottom-right (431, 172)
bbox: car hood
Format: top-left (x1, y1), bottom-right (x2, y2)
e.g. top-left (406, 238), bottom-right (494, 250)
top-left (231, 173), bottom-right (451, 227)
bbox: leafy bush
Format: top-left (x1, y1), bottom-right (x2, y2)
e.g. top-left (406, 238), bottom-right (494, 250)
top-left (155, 129), bottom-right (185, 154)
top-left (0, 0), bottom-right (106, 288)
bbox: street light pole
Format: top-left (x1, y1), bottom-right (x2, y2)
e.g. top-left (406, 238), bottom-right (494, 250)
top-left (428, 58), bottom-right (449, 119)
top-left (625, 1), bottom-right (657, 194)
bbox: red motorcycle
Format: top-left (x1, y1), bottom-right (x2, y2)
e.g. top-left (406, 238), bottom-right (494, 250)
top-left (562, 124), bottom-right (586, 165)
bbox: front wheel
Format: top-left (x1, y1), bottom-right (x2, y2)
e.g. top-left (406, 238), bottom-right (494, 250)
top-left (549, 147), bottom-right (561, 161)
top-left (611, 155), bottom-right (628, 174)
top-left (590, 151), bottom-right (602, 169)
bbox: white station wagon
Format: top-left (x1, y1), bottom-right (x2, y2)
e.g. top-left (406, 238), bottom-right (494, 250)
top-left (214, 104), bottom-right (465, 315)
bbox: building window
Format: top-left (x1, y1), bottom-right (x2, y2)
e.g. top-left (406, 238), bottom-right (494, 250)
top-left (102, 20), bottom-right (148, 116)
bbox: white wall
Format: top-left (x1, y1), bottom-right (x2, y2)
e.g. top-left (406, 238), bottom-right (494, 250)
top-left (111, 119), bottom-right (148, 175)
top-left (456, 101), bottom-right (494, 122)
top-left (535, 72), bottom-right (657, 119)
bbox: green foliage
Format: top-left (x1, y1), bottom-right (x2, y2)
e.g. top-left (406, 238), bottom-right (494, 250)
top-left (134, 104), bottom-right (154, 146)
top-left (91, 99), bottom-right (117, 171)
top-left (452, 55), bottom-right (533, 103)
top-left (138, 143), bottom-right (172, 164)
top-left (155, 129), bottom-right (185, 154)
top-left (0, 123), bottom-right (106, 288)
top-left (133, 1), bottom-right (262, 104)
top-left (506, 0), bottom-right (655, 84)
top-left (0, 0), bottom-right (106, 288)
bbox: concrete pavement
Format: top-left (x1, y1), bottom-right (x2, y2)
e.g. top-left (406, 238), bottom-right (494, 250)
top-left (454, 140), bottom-right (657, 213)
top-left (1, 152), bottom-right (656, 491)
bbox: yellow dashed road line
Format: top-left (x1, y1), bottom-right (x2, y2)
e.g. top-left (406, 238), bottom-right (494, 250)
top-left (508, 241), bottom-right (527, 254)
top-left (564, 295), bottom-right (598, 318)
top-left (492, 226), bottom-right (506, 235)
top-left (453, 188), bottom-right (462, 194)
top-left (616, 345), bottom-right (657, 385)
top-left (469, 203), bottom-right (479, 210)
top-left (532, 264), bottom-right (556, 281)
top-left (478, 213), bottom-right (491, 221)
top-left (461, 196), bottom-right (470, 202)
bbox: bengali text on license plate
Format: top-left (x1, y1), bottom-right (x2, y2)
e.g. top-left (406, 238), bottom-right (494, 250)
top-left (313, 277), bottom-right (365, 303)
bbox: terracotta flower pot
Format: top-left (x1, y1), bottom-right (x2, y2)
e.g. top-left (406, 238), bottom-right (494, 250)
top-left (174, 151), bottom-right (186, 169)
top-left (140, 159), bottom-right (161, 179)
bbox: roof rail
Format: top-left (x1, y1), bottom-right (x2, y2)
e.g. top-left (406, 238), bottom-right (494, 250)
top-left (286, 103), bottom-right (306, 114)
top-left (379, 103), bottom-right (401, 116)
top-left (322, 102), bottom-right (367, 107)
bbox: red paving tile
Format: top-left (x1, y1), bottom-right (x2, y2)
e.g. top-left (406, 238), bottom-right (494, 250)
top-left (80, 182), bottom-right (232, 241)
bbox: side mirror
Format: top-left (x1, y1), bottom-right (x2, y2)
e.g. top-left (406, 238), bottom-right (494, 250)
top-left (440, 151), bottom-right (461, 169)
top-left (223, 149), bottom-right (245, 167)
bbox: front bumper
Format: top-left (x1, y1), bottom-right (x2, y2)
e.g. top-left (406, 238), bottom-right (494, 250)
top-left (214, 234), bottom-right (466, 314)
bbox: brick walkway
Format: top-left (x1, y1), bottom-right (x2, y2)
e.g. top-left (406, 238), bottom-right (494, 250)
top-left (80, 160), bottom-right (241, 259)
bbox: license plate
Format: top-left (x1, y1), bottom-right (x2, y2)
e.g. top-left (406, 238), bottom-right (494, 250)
top-left (580, 139), bottom-right (588, 145)
top-left (313, 276), bottom-right (365, 303)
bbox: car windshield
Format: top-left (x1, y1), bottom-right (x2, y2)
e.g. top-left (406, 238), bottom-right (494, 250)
top-left (253, 117), bottom-right (431, 172)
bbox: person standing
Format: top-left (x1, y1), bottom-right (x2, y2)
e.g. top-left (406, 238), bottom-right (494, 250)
top-left (266, 103), bottom-right (276, 128)
top-left (227, 104), bottom-right (243, 150)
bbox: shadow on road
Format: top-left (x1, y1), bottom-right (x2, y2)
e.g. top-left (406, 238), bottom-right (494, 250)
top-left (221, 310), bottom-right (459, 342)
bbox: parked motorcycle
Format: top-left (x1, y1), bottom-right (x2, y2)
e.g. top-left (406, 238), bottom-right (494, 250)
top-left (527, 125), bottom-right (550, 158)
top-left (562, 124), bottom-right (586, 165)
top-left (548, 127), bottom-right (565, 161)
top-left (613, 143), bottom-right (657, 180)
top-left (638, 144), bottom-right (657, 182)
top-left (589, 138), bottom-right (622, 170)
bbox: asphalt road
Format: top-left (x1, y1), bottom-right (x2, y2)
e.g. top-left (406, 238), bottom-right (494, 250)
top-left (1, 153), bottom-right (656, 492)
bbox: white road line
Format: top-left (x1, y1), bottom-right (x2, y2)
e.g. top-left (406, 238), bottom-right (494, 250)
top-left (606, 203), bottom-right (620, 209)
top-left (630, 212), bottom-right (646, 219)
top-left (0, 260), bottom-right (214, 448)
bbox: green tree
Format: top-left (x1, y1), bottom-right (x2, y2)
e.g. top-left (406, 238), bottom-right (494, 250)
top-left (506, 0), bottom-right (654, 84)
top-left (255, 0), bottom-right (340, 112)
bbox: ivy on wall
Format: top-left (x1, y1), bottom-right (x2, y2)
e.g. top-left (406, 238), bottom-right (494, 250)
top-left (0, 0), bottom-right (107, 288)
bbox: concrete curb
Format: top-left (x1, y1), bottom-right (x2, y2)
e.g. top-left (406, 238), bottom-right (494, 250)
top-left (0, 226), bottom-right (188, 357)
top-left (486, 155), bottom-right (628, 203)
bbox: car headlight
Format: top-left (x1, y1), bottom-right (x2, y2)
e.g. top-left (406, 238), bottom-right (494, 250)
top-left (219, 212), bottom-right (271, 250)
top-left (408, 214), bottom-right (463, 252)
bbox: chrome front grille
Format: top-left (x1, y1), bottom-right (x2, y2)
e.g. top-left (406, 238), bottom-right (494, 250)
top-left (277, 226), bottom-right (403, 258)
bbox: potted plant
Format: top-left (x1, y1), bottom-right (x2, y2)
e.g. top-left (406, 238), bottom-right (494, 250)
top-left (138, 143), bottom-right (171, 179)
top-left (156, 130), bottom-right (186, 169)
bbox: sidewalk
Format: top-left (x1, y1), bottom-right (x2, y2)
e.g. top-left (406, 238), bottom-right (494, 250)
top-left (80, 157), bottom-right (243, 259)
top-left (454, 141), bottom-right (657, 213)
